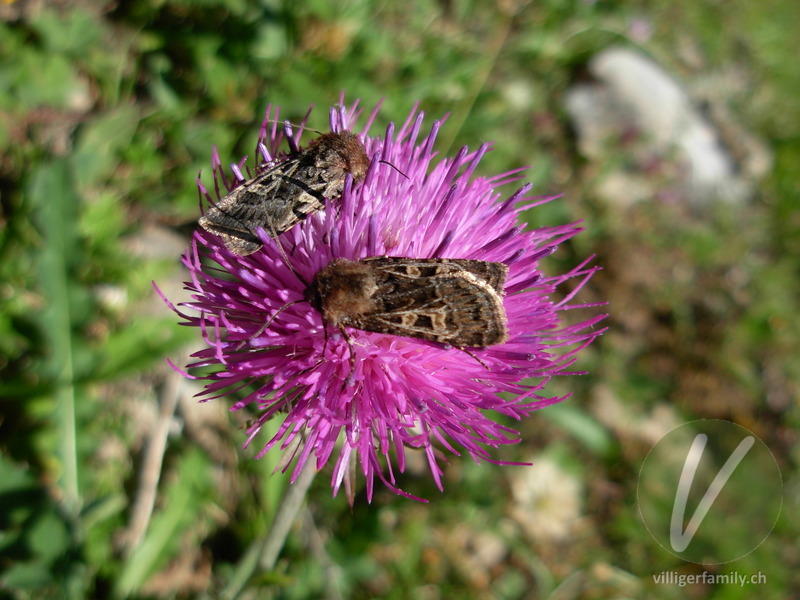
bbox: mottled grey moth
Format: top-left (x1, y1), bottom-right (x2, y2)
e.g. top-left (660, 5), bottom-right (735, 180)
top-left (307, 257), bottom-right (509, 347)
top-left (199, 131), bottom-right (370, 255)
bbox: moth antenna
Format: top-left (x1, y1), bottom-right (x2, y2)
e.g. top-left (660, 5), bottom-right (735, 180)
top-left (236, 299), bottom-right (304, 350)
top-left (378, 159), bottom-right (409, 180)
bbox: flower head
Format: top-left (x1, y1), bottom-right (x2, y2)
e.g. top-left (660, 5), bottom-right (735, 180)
top-left (159, 100), bottom-right (605, 501)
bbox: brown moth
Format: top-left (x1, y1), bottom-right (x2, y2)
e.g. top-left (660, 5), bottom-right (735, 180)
top-left (307, 257), bottom-right (509, 347)
top-left (199, 130), bottom-right (370, 255)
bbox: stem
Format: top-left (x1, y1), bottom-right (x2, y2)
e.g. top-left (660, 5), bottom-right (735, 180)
top-left (221, 459), bottom-right (317, 599)
top-left (122, 364), bottom-right (183, 551)
top-left (259, 459), bottom-right (318, 570)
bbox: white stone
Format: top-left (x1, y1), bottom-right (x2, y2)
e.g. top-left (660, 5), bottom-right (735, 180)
top-left (565, 47), bottom-right (768, 206)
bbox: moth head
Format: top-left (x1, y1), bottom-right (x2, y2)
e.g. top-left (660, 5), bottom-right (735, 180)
top-left (336, 132), bottom-right (370, 182)
top-left (308, 258), bottom-right (379, 326)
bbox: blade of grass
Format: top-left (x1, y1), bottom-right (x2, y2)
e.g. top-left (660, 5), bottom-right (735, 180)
top-left (30, 159), bottom-right (80, 516)
top-left (113, 448), bottom-right (214, 598)
top-left (437, 7), bottom-right (515, 156)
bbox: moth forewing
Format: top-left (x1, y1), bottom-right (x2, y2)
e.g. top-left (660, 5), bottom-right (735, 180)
top-left (407, 270), bottom-right (508, 347)
top-left (199, 130), bottom-right (370, 256)
top-left (309, 257), bottom-right (509, 349)
top-left (361, 256), bottom-right (507, 295)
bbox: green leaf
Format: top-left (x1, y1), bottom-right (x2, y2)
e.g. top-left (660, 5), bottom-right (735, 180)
top-left (0, 455), bottom-right (72, 593)
top-left (541, 401), bottom-right (616, 458)
top-left (6, 49), bottom-right (88, 109)
top-left (30, 6), bottom-right (102, 56)
top-left (72, 106), bottom-right (142, 190)
top-left (29, 159), bottom-right (81, 514)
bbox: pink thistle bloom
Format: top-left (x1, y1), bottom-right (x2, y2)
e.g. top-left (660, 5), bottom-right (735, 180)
top-left (157, 100), bottom-right (606, 502)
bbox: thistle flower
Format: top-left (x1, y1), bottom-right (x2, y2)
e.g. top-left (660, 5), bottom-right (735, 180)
top-left (158, 100), bottom-right (606, 501)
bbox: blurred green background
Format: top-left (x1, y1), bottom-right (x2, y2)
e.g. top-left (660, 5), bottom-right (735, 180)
top-left (1, 0), bottom-right (798, 598)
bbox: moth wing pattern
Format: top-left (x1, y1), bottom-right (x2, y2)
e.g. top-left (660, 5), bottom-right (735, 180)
top-left (199, 131), bottom-right (369, 256)
top-left (350, 258), bottom-right (508, 347)
top-left (198, 159), bottom-right (306, 255)
top-left (362, 257), bottom-right (507, 294)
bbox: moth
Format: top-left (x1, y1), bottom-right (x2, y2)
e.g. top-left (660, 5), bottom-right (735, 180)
top-left (199, 130), bottom-right (370, 255)
top-left (307, 257), bottom-right (509, 348)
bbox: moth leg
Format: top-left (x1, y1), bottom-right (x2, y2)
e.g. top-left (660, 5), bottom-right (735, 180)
top-left (458, 347), bottom-right (490, 371)
top-left (337, 326), bottom-right (358, 385)
top-left (320, 322), bottom-right (330, 360)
